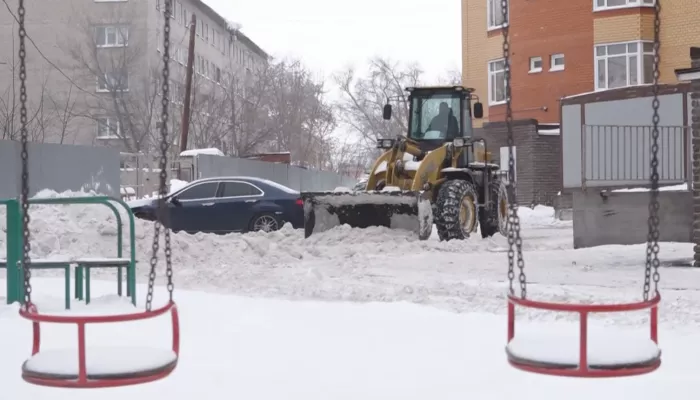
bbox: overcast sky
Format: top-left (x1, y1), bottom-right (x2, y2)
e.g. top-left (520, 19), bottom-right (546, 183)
top-left (203, 0), bottom-right (462, 82)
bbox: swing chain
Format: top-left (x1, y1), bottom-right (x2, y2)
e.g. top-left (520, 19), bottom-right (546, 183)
top-left (644, 0), bottom-right (662, 301)
top-left (17, 0), bottom-right (32, 307)
top-left (146, 0), bottom-right (174, 311)
top-left (501, 0), bottom-right (526, 298)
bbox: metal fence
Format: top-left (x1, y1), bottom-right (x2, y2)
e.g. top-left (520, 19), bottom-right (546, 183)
top-left (581, 125), bottom-right (688, 188)
top-left (194, 154), bottom-right (357, 192)
top-left (120, 152), bottom-right (181, 199)
top-left (120, 152), bottom-right (358, 198)
top-left (0, 140), bottom-right (120, 199)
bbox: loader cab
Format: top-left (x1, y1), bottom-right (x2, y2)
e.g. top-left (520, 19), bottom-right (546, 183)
top-left (382, 86), bottom-right (483, 148)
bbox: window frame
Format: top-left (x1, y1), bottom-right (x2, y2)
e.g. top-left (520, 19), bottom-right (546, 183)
top-left (593, 0), bottom-right (655, 12)
top-left (529, 56), bottom-right (543, 73)
top-left (486, 0), bottom-right (508, 31)
top-left (95, 117), bottom-right (121, 139)
top-left (95, 25), bottom-right (129, 48)
top-left (550, 53), bottom-right (565, 71)
top-left (173, 181), bottom-right (221, 202)
top-left (96, 70), bottom-right (129, 92)
top-left (487, 58), bottom-right (507, 106)
top-left (219, 181), bottom-right (265, 198)
top-left (594, 40), bottom-right (655, 91)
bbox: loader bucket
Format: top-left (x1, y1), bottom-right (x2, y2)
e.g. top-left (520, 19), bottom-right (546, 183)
top-left (301, 191), bottom-right (434, 240)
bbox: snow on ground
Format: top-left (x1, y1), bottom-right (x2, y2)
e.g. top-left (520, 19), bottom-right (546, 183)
top-left (0, 282), bottom-right (697, 399)
top-left (2, 189), bottom-right (700, 397)
top-left (1, 190), bottom-right (699, 327)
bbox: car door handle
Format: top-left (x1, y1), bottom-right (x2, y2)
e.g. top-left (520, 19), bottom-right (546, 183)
top-left (245, 199), bottom-right (258, 203)
top-left (202, 202), bottom-right (215, 206)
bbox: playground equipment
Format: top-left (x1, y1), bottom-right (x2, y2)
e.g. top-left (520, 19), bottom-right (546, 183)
top-left (2, 197), bottom-right (137, 309)
top-left (13, 0), bottom-right (180, 388)
top-left (500, 1), bottom-right (663, 377)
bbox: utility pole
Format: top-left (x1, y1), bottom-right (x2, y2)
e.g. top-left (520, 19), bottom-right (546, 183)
top-left (179, 14), bottom-right (197, 154)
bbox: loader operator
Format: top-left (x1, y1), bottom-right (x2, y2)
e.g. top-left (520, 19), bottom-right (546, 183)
top-left (427, 101), bottom-right (459, 139)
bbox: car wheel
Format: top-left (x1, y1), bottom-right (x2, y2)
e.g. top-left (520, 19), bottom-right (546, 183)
top-left (249, 213), bottom-right (281, 233)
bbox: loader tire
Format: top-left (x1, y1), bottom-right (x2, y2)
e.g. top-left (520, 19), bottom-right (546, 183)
top-left (435, 179), bottom-right (479, 241)
top-left (480, 179), bottom-right (511, 238)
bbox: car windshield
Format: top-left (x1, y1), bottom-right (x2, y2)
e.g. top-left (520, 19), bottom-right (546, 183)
top-left (408, 93), bottom-right (462, 141)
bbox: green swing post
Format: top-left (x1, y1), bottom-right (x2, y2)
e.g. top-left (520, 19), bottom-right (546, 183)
top-left (3, 195), bottom-right (137, 307)
top-left (3, 199), bottom-right (21, 304)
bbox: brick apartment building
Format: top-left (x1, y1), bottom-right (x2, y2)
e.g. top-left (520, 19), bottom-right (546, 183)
top-left (0, 0), bottom-right (267, 150)
top-left (462, 0), bottom-right (700, 126)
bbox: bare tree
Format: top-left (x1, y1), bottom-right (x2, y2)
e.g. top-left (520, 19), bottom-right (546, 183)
top-left (439, 67), bottom-right (462, 85)
top-left (333, 57), bottom-right (421, 149)
top-left (0, 40), bottom-right (80, 143)
top-left (264, 59), bottom-right (337, 168)
top-left (324, 135), bottom-right (375, 178)
top-left (59, 4), bottom-right (171, 153)
top-left (333, 57), bottom-right (465, 163)
top-left (45, 81), bottom-right (80, 144)
top-left (218, 57), bottom-right (337, 169)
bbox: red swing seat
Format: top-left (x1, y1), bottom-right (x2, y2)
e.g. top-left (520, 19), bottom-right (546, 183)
top-left (19, 301), bottom-right (180, 388)
top-left (505, 293), bottom-right (661, 378)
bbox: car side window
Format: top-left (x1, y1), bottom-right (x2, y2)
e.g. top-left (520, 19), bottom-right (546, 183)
top-left (175, 182), bottom-right (219, 201)
top-left (221, 182), bottom-right (263, 197)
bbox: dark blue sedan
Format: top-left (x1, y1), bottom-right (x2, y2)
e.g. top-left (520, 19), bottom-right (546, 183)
top-left (128, 176), bottom-right (305, 234)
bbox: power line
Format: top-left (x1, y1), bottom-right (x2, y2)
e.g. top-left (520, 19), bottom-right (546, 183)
top-left (1, 1), bottom-right (192, 100)
top-left (1, 0), bottom-right (97, 98)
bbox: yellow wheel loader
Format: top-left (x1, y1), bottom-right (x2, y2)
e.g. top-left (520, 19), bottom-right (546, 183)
top-left (302, 85), bottom-right (512, 241)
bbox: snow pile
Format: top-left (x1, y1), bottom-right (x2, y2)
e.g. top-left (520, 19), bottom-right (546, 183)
top-left (179, 148), bottom-right (224, 157)
top-left (613, 183), bottom-right (689, 192)
top-left (0, 190), bottom-right (565, 265)
top-left (518, 205), bottom-right (571, 228)
top-left (169, 179), bottom-right (189, 193)
top-left (4, 189), bottom-right (657, 322)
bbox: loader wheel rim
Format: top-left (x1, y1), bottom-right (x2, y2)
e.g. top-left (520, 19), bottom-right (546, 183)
top-left (459, 194), bottom-right (477, 233)
top-left (499, 197), bottom-right (507, 220)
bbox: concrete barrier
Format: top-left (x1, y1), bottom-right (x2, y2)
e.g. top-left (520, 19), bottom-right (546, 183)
top-left (573, 189), bottom-right (692, 249)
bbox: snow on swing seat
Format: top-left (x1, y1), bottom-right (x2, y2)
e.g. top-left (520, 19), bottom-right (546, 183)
top-left (19, 301), bottom-right (180, 387)
top-left (507, 330), bottom-right (661, 370)
top-left (23, 347), bottom-right (177, 380)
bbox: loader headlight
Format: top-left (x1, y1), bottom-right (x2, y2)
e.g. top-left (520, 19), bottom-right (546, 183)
top-left (376, 139), bottom-right (395, 149)
top-left (452, 138), bottom-right (467, 148)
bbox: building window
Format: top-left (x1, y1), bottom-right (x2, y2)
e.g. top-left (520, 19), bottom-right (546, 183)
top-left (595, 41), bottom-right (654, 91)
top-left (487, 0), bottom-right (508, 30)
top-left (550, 54), bottom-right (565, 71)
top-left (594, 0), bottom-right (654, 11)
top-left (488, 58), bottom-right (506, 105)
top-left (96, 117), bottom-right (121, 139)
top-left (97, 70), bottom-right (129, 92)
top-left (529, 56), bottom-right (542, 73)
top-left (95, 26), bottom-right (129, 47)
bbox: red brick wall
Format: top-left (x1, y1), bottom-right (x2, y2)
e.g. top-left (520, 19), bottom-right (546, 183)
top-left (487, 0), bottom-right (595, 123)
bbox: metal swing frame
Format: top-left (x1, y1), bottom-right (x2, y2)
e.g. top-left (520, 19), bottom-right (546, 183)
top-left (500, 0), bottom-right (663, 378)
top-left (15, 0), bottom-right (180, 388)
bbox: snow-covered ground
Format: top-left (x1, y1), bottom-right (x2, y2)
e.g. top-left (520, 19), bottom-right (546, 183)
top-left (2, 282), bottom-right (696, 400)
top-left (2, 189), bottom-right (700, 398)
